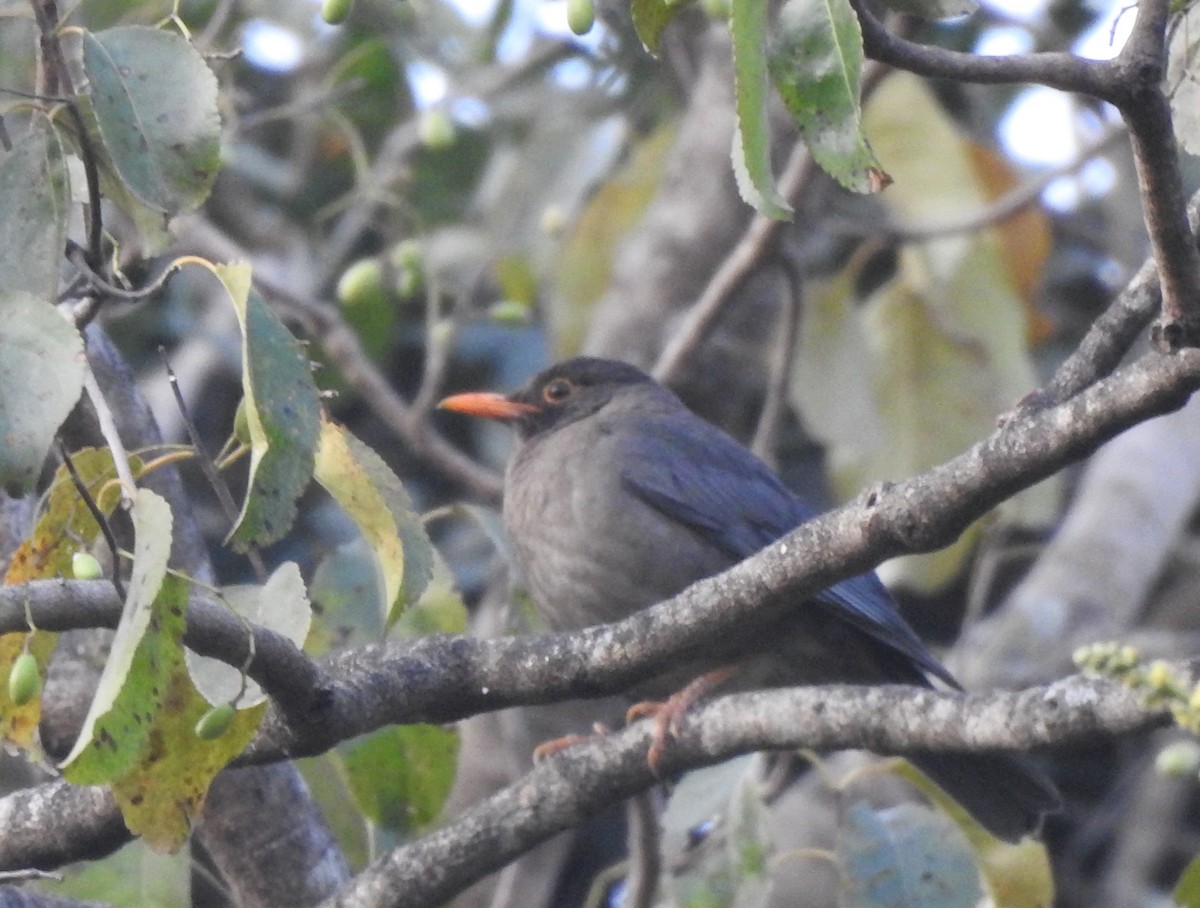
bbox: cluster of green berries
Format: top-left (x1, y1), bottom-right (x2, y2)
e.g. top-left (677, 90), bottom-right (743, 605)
top-left (1074, 642), bottom-right (1200, 778)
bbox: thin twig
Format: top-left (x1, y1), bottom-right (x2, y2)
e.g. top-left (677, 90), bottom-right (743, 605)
top-left (653, 57), bottom-right (891, 386)
top-left (1113, 0), bottom-right (1200, 347)
top-left (174, 217), bottom-right (504, 502)
top-left (66, 242), bottom-right (180, 304)
top-left (28, 0), bottom-right (103, 268)
top-left (751, 261), bottom-right (803, 465)
top-left (57, 441), bottom-right (126, 601)
top-left (157, 348), bottom-right (268, 582)
top-left (838, 124), bottom-right (1126, 243)
top-left (623, 791), bottom-right (661, 908)
top-left (853, 0), bottom-right (1117, 99)
top-left (654, 145), bottom-right (815, 386)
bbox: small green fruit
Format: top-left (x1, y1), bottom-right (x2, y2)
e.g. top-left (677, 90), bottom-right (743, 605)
top-left (71, 552), bottom-right (103, 580)
top-left (195, 703), bottom-right (236, 740)
top-left (321, 0), bottom-right (354, 24)
top-left (337, 259), bottom-right (387, 308)
top-left (418, 110), bottom-right (456, 149)
top-left (389, 241), bottom-right (424, 299)
top-left (1156, 740), bottom-right (1200, 777)
top-left (567, 0), bottom-right (596, 35)
top-left (488, 300), bottom-right (531, 326)
top-left (8, 652), bottom-right (40, 706)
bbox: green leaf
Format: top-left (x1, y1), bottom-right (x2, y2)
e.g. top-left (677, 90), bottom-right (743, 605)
top-left (390, 556), bottom-right (468, 638)
top-left (62, 489), bottom-right (178, 783)
top-left (83, 26), bottom-right (220, 215)
top-left (730, 0), bottom-right (793, 218)
top-left (68, 95), bottom-right (173, 255)
top-left (113, 609), bottom-right (267, 851)
top-left (1175, 852), bottom-right (1200, 907)
top-left (0, 292), bottom-right (85, 494)
top-left (891, 760), bottom-right (1054, 907)
top-left (768, 0), bottom-right (889, 193)
top-left (838, 802), bottom-right (982, 908)
top-left (210, 262), bottom-right (321, 551)
top-left (342, 724), bottom-right (459, 834)
top-left (185, 562), bottom-right (312, 707)
top-left (632, 0), bottom-right (688, 54)
top-left (314, 419), bottom-right (436, 626)
top-left (0, 120), bottom-right (71, 302)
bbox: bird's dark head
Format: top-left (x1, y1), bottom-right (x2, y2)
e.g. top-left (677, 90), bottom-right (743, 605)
top-left (439, 357), bottom-right (654, 440)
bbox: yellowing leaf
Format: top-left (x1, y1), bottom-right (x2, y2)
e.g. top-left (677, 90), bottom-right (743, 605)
top-left (52, 484), bottom-right (266, 849)
top-left (113, 636), bottom-right (266, 851)
top-left (2, 449), bottom-right (143, 748)
top-left (314, 418), bottom-right (435, 626)
top-left (792, 74), bottom-right (1058, 592)
top-left (0, 632), bottom-right (56, 749)
top-left (62, 489), bottom-right (177, 782)
top-left (6, 448), bottom-right (141, 584)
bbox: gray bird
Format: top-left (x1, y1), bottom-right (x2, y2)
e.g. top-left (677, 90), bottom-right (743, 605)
top-left (441, 356), bottom-right (1059, 842)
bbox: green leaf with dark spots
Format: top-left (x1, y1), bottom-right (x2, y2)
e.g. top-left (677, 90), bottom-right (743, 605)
top-left (768, 0), bottom-right (890, 193)
top-left (62, 490), bottom-right (180, 784)
top-left (216, 263), bottom-right (322, 551)
top-left (83, 26), bottom-right (220, 215)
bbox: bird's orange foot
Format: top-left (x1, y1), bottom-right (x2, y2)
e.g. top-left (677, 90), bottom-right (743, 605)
top-left (626, 666), bottom-right (739, 773)
top-left (532, 723), bottom-right (612, 761)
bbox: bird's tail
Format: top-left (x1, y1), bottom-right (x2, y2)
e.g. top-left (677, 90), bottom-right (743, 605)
top-left (908, 751), bottom-right (1060, 843)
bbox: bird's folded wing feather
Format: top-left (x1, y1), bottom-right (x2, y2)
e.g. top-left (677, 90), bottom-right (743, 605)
top-left (618, 418), bottom-right (958, 688)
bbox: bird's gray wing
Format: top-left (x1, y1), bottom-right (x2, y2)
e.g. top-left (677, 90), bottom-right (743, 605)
top-left (618, 416), bottom-right (958, 688)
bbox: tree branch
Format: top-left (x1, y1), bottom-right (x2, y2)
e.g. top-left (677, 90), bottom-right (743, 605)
top-left (322, 673), bottom-right (1165, 908)
top-left (5, 344), bottom-right (1200, 760)
top-left (854, 0), bottom-right (1116, 98)
top-left (0, 669), bottom-right (1171, 881)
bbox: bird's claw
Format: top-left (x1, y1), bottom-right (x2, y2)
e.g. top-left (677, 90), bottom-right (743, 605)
top-left (532, 723), bottom-right (612, 761)
top-left (627, 666), bottom-right (740, 774)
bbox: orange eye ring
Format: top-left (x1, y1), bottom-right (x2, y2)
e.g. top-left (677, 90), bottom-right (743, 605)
top-left (542, 378), bottom-right (574, 403)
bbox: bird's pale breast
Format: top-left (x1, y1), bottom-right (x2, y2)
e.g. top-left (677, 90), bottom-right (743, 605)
top-left (504, 401), bottom-right (729, 631)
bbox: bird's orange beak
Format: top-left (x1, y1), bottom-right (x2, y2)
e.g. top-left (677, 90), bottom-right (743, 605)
top-left (438, 391), bottom-right (538, 421)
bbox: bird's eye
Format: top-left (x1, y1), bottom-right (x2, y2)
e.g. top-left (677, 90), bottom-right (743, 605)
top-left (542, 378), bottom-right (574, 404)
